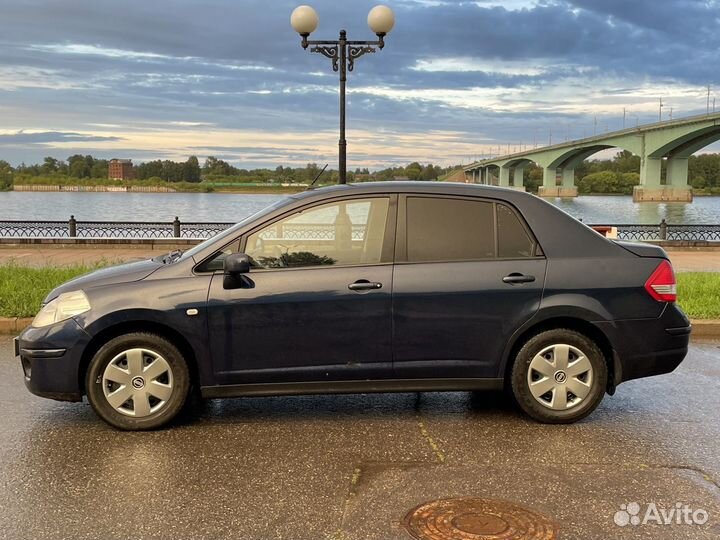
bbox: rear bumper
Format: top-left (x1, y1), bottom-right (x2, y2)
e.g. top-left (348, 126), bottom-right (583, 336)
top-left (16, 318), bottom-right (90, 402)
top-left (596, 304), bottom-right (691, 386)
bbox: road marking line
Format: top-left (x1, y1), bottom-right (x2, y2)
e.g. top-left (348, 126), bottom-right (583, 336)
top-left (417, 419), bottom-right (446, 464)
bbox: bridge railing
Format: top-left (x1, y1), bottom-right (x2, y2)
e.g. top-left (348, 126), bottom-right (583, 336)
top-left (0, 217), bottom-right (719, 242)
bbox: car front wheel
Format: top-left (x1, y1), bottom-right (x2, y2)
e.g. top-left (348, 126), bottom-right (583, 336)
top-left (86, 332), bottom-right (190, 430)
top-left (511, 328), bottom-right (607, 423)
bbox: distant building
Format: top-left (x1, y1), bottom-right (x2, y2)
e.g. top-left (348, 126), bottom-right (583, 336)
top-left (109, 159), bottom-right (134, 180)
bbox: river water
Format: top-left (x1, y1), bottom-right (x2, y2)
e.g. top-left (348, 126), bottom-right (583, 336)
top-left (0, 191), bottom-right (719, 224)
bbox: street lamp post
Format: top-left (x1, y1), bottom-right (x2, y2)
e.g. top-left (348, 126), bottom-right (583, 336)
top-left (291, 5), bottom-right (395, 184)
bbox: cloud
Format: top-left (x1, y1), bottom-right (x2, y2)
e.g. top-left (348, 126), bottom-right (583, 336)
top-left (0, 0), bottom-right (718, 167)
top-left (0, 131), bottom-right (123, 144)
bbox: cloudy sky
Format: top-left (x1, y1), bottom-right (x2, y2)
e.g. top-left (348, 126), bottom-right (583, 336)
top-left (1, 0), bottom-right (719, 169)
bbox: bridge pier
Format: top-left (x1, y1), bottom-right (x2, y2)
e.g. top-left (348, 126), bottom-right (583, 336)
top-left (666, 157), bottom-right (689, 187)
top-left (511, 166), bottom-right (527, 191)
top-left (499, 166), bottom-right (511, 187)
top-left (538, 167), bottom-right (577, 197)
top-left (634, 156), bottom-right (693, 202)
top-left (485, 168), bottom-right (497, 185)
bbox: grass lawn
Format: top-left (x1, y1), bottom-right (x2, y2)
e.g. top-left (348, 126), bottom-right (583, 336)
top-left (0, 264), bottom-right (718, 319)
top-left (676, 272), bottom-right (720, 319)
top-left (0, 263), bottom-right (98, 318)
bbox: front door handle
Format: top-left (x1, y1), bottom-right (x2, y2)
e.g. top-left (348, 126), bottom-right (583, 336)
top-left (503, 273), bottom-right (536, 284)
top-left (348, 279), bottom-right (383, 291)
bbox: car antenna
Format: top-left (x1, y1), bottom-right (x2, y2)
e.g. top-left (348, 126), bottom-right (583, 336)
top-left (306, 164), bottom-right (328, 190)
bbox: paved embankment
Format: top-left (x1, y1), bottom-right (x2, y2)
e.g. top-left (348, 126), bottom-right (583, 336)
top-left (0, 247), bottom-right (162, 267)
top-left (1, 246), bottom-right (720, 271)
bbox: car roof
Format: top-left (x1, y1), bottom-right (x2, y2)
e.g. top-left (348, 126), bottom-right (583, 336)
top-left (290, 181), bottom-right (520, 200)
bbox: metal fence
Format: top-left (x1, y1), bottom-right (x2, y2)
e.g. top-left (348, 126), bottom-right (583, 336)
top-left (0, 217), bottom-right (233, 240)
top-left (0, 216), bottom-right (719, 242)
top-left (588, 220), bottom-right (720, 242)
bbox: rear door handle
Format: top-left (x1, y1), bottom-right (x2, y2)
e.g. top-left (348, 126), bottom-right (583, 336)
top-left (348, 279), bottom-right (383, 291)
top-left (503, 273), bottom-right (535, 284)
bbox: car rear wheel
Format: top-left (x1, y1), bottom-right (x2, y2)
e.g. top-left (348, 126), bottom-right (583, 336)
top-left (510, 328), bottom-right (607, 423)
top-left (86, 332), bottom-right (190, 430)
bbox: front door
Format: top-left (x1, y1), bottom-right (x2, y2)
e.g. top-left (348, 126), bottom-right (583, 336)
top-left (207, 195), bottom-right (396, 384)
top-left (392, 195), bottom-right (547, 379)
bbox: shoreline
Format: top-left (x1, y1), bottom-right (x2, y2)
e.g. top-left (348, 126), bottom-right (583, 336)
top-left (11, 184), bottom-right (307, 195)
top-left (8, 185), bottom-right (719, 196)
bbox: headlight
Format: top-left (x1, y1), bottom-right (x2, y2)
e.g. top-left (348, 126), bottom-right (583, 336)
top-left (32, 291), bottom-right (91, 328)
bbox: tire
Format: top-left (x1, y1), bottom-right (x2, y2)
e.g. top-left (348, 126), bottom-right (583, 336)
top-left (86, 332), bottom-right (191, 430)
top-left (510, 328), bottom-right (607, 424)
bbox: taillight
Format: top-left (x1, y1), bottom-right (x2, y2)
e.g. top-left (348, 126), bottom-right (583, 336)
top-left (644, 259), bottom-right (677, 302)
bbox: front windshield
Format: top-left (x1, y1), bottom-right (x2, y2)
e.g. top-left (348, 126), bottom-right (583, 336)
top-left (179, 196), bottom-right (293, 262)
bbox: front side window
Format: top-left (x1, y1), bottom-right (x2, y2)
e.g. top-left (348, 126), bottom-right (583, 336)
top-left (406, 197), bottom-right (495, 262)
top-left (245, 197), bottom-right (389, 269)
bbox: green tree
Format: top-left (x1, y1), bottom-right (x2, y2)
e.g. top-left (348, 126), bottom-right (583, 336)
top-left (614, 150), bottom-right (641, 173)
top-left (183, 156), bottom-right (201, 182)
top-left (619, 172), bottom-right (640, 192)
top-left (690, 175), bottom-right (706, 189)
top-left (90, 159), bottom-right (108, 179)
top-left (136, 160), bottom-right (163, 180)
top-left (405, 162), bottom-right (422, 180)
top-left (67, 154), bottom-right (90, 178)
top-left (420, 164), bottom-right (436, 181)
top-left (40, 157), bottom-right (60, 175)
top-left (304, 163), bottom-right (321, 184)
top-left (203, 156), bottom-right (236, 176)
top-left (0, 160), bottom-right (13, 190)
top-left (524, 164), bottom-right (543, 193)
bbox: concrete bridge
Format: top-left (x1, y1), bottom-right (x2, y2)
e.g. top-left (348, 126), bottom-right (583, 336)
top-left (463, 112), bottom-right (720, 201)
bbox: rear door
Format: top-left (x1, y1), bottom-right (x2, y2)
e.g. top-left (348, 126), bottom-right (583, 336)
top-left (392, 195), bottom-right (546, 379)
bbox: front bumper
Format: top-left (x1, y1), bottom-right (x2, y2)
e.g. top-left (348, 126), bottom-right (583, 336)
top-left (596, 303), bottom-right (691, 386)
top-left (15, 318), bottom-right (91, 402)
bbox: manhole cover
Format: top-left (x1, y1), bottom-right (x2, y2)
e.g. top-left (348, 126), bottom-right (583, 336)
top-left (402, 497), bottom-right (558, 540)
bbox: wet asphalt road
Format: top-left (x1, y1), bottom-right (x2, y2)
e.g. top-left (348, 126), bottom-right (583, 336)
top-left (0, 337), bottom-right (718, 540)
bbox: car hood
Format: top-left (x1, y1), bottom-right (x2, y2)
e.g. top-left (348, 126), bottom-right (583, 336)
top-left (43, 259), bottom-right (163, 304)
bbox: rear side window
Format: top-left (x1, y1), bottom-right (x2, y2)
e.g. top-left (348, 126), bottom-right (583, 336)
top-left (406, 197), bottom-right (495, 262)
top-left (404, 197), bottom-right (539, 262)
top-left (497, 204), bottom-right (534, 258)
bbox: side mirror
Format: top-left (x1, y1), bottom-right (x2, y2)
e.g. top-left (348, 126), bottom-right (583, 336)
top-left (224, 253), bottom-right (251, 274)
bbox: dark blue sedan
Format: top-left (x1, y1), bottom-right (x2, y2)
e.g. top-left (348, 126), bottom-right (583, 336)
top-left (15, 182), bottom-right (691, 429)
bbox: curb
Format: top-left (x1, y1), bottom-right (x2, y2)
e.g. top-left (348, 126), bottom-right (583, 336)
top-left (0, 318), bottom-right (33, 335)
top-left (1, 317), bottom-right (719, 339)
top-left (689, 320), bottom-right (720, 340)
